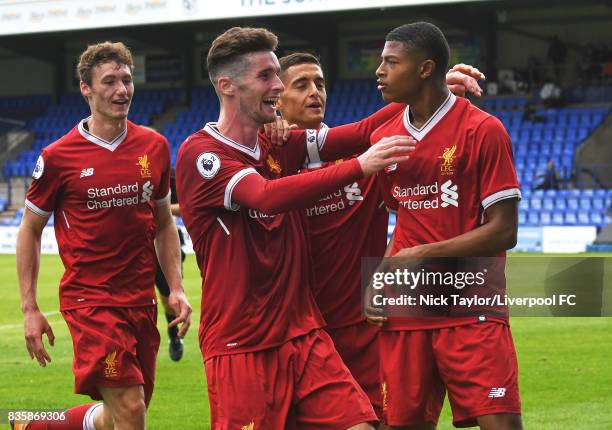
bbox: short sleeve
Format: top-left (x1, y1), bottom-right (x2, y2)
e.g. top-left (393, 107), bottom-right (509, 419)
top-left (477, 117), bottom-right (522, 211)
top-left (176, 138), bottom-right (257, 212)
top-left (25, 149), bottom-right (61, 218)
top-left (154, 136), bottom-right (172, 205)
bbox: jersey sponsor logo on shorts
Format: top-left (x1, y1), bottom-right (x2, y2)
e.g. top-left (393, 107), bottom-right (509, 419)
top-left (241, 422), bottom-right (254, 430)
top-left (440, 180), bottom-right (459, 207)
top-left (266, 154), bottom-right (282, 174)
top-left (141, 180), bottom-right (154, 203)
top-left (32, 155), bottom-right (44, 180)
top-left (196, 152), bottom-right (220, 179)
top-left (103, 350), bottom-right (119, 379)
top-left (137, 154), bottom-right (152, 178)
top-left (488, 387), bottom-right (507, 398)
top-left (439, 145), bottom-right (457, 176)
top-left (80, 168), bottom-right (94, 178)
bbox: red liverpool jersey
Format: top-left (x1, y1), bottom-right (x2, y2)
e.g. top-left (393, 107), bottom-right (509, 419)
top-left (302, 126), bottom-right (389, 329)
top-left (370, 94), bottom-right (521, 330)
top-left (25, 119), bottom-right (171, 311)
top-left (176, 123), bottom-right (326, 360)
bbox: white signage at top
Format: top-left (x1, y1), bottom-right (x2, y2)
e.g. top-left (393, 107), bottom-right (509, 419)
top-left (0, 0), bottom-right (478, 36)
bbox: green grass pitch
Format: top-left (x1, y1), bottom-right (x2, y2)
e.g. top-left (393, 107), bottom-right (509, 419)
top-left (1, 254), bottom-right (611, 429)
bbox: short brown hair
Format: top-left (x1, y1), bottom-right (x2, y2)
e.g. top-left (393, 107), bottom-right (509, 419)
top-left (207, 27), bottom-right (278, 88)
top-left (278, 52), bottom-right (321, 76)
top-left (77, 41), bottom-right (133, 85)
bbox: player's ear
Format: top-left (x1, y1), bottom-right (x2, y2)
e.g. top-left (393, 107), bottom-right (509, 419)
top-left (218, 76), bottom-right (235, 97)
top-left (80, 81), bottom-right (91, 102)
top-left (420, 60), bottom-right (435, 79)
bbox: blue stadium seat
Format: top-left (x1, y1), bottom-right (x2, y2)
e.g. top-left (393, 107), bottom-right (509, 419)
top-left (543, 198), bottom-right (555, 211)
top-left (527, 212), bottom-right (540, 226)
top-left (564, 211), bottom-right (577, 225)
top-left (593, 198), bottom-right (605, 210)
top-left (591, 213), bottom-right (604, 226)
top-left (555, 199), bottom-right (567, 211)
top-left (540, 211), bottom-right (552, 225)
top-left (579, 197), bottom-right (592, 210)
top-left (531, 129), bottom-right (543, 142)
top-left (567, 197), bottom-right (579, 210)
top-left (552, 212), bottom-right (565, 225)
top-left (530, 197), bottom-right (542, 210)
top-left (577, 211), bottom-right (590, 225)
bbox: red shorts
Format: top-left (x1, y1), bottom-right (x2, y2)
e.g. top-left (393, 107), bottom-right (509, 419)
top-left (205, 329), bottom-right (377, 429)
top-left (379, 322), bottom-right (521, 428)
top-left (62, 306), bottom-right (160, 405)
top-left (326, 320), bottom-right (382, 419)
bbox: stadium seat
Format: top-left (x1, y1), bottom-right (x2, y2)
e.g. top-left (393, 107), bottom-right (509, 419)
top-left (567, 197), bottom-right (579, 211)
top-left (555, 199), bottom-right (567, 211)
top-left (543, 198), bottom-right (555, 211)
top-left (592, 198), bottom-right (605, 210)
top-left (564, 211), bottom-right (577, 225)
top-left (577, 211), bottom-right (590, 225)
top-left (591, 213), bottom-right (604, 226)
top-left (540, 211), bottom-right (552, 225)
top-left (552, 212), bottom-right (565, 225)
top-left (530, 197), bottom-right (542, 210)
top-left (579, 197), bottom-right (592, 210)
top-left (527, 212), bottom-right (540, 226)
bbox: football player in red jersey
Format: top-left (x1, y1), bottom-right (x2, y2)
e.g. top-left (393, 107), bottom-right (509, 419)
top-left (16, 42), bottom-right (192, 430)
top-left (275, 52), bottom-right (486, 425)
top-left (175, 27), bottom-right (416, 430)
top-left (368, 22), bottom-right (523, 430)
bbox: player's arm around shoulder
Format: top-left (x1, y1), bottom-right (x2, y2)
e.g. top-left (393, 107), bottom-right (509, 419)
top-left (154, 201), bottom-right (192, 338)
top-left (16, 208), bottom-right (56, 367)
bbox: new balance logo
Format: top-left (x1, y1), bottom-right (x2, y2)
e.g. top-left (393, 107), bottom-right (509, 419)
top-left (488, 387), bottom-right (506, 398)
top-left (440, 179), bottom-right (458, 207)
top-left (80, 168), bottom-right (94, 178)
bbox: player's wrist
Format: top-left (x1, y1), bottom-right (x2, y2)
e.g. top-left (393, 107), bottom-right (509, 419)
top-left (355, 154), bottom-right (372, 177)
top-left (21, 302), bottom-right (41, 314)
top-left (169, 284), bottom-right (185, 294)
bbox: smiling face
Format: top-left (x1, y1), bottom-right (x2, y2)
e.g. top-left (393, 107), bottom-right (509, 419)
top-left (376, 40), bottom-right (427, 104)
top-left (80, 60), bottom-right (133, 121)
top-left (234, 51), bottom-right (285, 125)
top-left (277, 62), bottom-right (326, 129)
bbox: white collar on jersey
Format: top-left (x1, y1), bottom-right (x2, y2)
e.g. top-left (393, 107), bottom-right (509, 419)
top-left (403, 92), bottom-right (457, 141)
top-left (78, 117), bottom-right (128, 152)
top-left (203, 122), bottom-right (261, 161)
